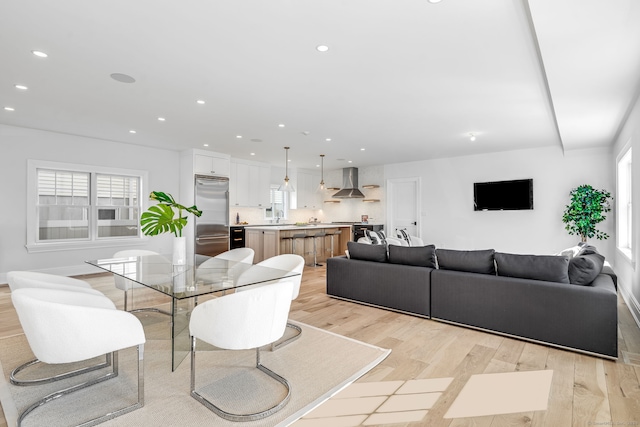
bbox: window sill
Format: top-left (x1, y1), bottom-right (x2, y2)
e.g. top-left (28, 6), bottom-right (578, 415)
top-left (25, 237), bottom-right (150, 253)
top-left (616, 247), bottom-right (636, 269)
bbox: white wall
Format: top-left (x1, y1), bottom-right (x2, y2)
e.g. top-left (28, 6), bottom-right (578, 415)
top-left (612, 93), bottom-right (640, 325)
top-left (0, 124), bottom-right (181, 280)
top-left (385, 146), bottom-right (614, 258)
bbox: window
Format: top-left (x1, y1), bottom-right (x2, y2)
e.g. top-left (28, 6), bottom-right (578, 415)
top-left (27, 160), bottom-right (147, 252)
top-left (264, 185), bottom-right (288, 221)
top-left (617, 147), bottom-right (633, 259)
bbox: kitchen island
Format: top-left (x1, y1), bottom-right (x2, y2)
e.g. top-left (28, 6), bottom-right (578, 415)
top-left (245, 224), bottom-right (352, 264)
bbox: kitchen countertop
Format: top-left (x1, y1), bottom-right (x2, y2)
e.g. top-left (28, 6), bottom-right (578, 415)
top-left (244, 223), bottom-right (353, 231)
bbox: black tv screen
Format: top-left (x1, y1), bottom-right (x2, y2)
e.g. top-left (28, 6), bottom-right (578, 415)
top-left (474, 179), bottom-right (533, 211)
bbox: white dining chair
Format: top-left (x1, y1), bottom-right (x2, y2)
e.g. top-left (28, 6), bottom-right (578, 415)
top-left (194, 248), bottom-right (255, 296)
top-left (7, 271), bottom-right (115, 386)
top-left (235, 254), bottom-right (304, 350)
top-left (189, 280), bottom-right (294, 422)
top-left (200, 247), bottom-right (255, 265)
top-left (11, 287), bottom-right (146, 426)
top-left (7, 271), bottom-right (104, 296)
top-left (112, 249), bottom-right (172, 315)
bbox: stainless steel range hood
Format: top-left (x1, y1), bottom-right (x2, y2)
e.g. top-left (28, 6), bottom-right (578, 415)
top-left (332, 167), bottom-right (365, 198)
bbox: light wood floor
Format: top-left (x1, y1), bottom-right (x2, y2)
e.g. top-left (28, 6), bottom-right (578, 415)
top-left (1, 265), bottom-right (640, 426)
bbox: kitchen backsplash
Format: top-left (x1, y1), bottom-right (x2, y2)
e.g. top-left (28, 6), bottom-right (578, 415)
top-left (230, 165), bottom-right (385, 225)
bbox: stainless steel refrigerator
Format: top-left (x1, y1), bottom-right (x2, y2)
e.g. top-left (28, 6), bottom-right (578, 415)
top-left (194, 175), bottom-right (229, 257)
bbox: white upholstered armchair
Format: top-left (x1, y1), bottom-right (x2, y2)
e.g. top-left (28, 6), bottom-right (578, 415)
top-left (11, 287), bottom-right (146, 426)
top-left (235, 254), bottom-right (304, 350)
top-left (189, 281), bottom-right (294, 421)
top-left (7, 271), bottom-right (104, 296)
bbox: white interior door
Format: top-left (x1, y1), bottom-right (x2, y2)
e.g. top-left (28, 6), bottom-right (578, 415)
top-left (387, 178), bottom-right (420, 239)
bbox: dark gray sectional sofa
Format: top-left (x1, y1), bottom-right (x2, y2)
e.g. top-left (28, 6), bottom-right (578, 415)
top-left (326, 242), bottom-right (618, 358)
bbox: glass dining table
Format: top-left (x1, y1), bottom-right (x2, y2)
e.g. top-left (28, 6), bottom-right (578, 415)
top-left (86, 254), bottom-right (300, 371)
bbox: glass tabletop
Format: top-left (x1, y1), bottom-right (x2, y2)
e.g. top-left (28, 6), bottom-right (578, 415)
top-left (86, 253), bottom-right (300, 299)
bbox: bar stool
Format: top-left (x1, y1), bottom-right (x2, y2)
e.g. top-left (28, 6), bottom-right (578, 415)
top-left (306, 230), bottom-right (326, 267)
top-left (325, 229), bottom-right (342, 258)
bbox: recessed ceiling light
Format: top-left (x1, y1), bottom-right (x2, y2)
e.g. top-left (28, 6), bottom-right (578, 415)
top-left (203, 144), bottom-right (209, 147)
top-left (469, 132), bottom-right (476, 142)
top-left (278, 124), bottom-right (285, 128)
top-left (110, 73), bottom-right (136, 83)
top-left (428, 0), bottom-right (443, 3)
top-left (236, 135), bottom-right (242, 139)
top-left (4, 107), bottom-right (15, 111)
top-left (348, 160), bottom-right (353, 163)
top-left (360, 148), bottom-right (365, 151)
top-left (31, 50), bottom-right (48, 58)
top-left (325, 138), bottom-right (332, 142)
top-left (15, 84), bottom-right (28, 90)
top-left (196, 100), bottom-right (205, 105)
top-left (129, 130), bottom-right (136, 134)
top-left (250, 152), bottom-right (255, 156)
top-left (157, 117), bottom-right (165, 121)
top-left (316, 45), bottom-right (329, 52)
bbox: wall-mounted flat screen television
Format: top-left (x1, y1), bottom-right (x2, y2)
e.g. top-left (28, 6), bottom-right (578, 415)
top-left (473, 179), bottom-right (533, 211)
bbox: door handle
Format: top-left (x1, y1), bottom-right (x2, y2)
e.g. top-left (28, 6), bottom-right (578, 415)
top-left (412, 222), bottom-right (417, 225)
top-left (196, 236), bottom-right (228, 241)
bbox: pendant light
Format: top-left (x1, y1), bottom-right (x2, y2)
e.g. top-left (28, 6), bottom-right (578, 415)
top-left (278, 146), bottom-right (295, 192)
top-left (317, 154), bottom-right (326, 191)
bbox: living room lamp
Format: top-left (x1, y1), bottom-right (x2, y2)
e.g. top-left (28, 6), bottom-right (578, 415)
top-left (317, 154), bottom-right (326, 192)
top-left (278, 146), bottom-right (295, 192)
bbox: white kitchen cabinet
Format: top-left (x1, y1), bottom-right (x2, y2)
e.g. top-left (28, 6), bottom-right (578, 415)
top-left (230, 159), bottom-right (271, 208)
top-left (194, 153), bottom-right (230, 177)
top-left (295, 170), bottom-right (322, 209)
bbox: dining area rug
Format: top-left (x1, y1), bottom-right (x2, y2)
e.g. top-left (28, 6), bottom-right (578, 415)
top-left (0, 322), bottom-right (390, 427)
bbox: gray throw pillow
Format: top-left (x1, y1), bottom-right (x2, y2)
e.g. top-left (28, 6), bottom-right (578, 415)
top-left (347, 241), bottom-right (388, 263)
top-left (435, 248), bottom-right (496, 275)
top-left (388, 244), bottom-right (436, 268)
top-left (577, 244), bottom-right (599, 256)
top-left (495, 252), bottom-right (570, 283)
top-left (568, 252), bottom-right (605, 285)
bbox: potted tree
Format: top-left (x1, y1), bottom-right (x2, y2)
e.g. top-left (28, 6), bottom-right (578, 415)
top-left (561, 185), bottom-right (612, 242)
top-left (140, 191), bottom-right (202, 265)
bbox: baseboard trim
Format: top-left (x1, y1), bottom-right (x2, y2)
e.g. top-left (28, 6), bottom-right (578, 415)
top-left (619, 278), bottom-right (640, 331)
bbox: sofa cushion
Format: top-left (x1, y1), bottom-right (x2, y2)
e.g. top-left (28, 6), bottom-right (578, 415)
top-left (435, 249), bottom-right (496, 275)
top-left (495, 252), bottom-right (570, 283)
top-left (388, 244), bottom-right (437, 268)
top-left (347, 241), bottom-right (387, 263)
top-left (568, 252), bottom-right (605, 286)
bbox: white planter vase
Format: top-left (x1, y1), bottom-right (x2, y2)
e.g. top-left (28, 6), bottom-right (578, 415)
top-left (172, 236), bottom-right (187, 266)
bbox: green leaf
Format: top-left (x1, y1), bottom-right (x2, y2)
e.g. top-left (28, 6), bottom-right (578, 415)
top-left (141, 204), bottom-right (178, 236)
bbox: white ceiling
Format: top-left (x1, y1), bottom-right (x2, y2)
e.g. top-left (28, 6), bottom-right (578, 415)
top-left (1, 0), bottom-right (639, 170)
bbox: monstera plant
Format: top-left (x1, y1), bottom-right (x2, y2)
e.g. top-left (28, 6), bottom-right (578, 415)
top-left (562, 185), bottom-right (612, 242)
top-left (140, 191), bottom-right (202, 237)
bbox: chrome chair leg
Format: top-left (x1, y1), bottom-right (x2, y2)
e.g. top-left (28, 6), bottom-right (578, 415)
top-left (191, 338), bottom-right (291, 421)
top-left (17, 345), bottom-right (144, 427)
top-left (271, 322), bottom-right (302, 351)
top-left (11, 353), bottom-right (112, 386)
